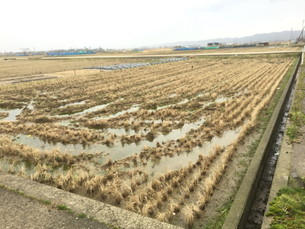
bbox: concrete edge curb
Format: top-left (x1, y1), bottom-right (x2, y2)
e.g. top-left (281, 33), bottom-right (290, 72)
top-left (222, 57), bottom-right (301, 229)
top-left (0, 172), bottom-right (181, 229)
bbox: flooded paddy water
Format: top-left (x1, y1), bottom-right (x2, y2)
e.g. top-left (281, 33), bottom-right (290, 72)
top-left (56, 103), bottom-right (110, 117)
top-left (2, 86), bottom-right (246, 181)
top-left (0, 98), bottom-right (36, 121)
top-left (14, 118), bottom-right (206, 162)
top-left (13, 117), bottom-right (241, 179)
top-left (0, 108), bottom-right (23, 121)
top-left (145, 127), bottom-right (241, 177)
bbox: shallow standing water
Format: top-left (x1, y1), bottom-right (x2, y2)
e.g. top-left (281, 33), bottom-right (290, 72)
top-left (14, 123), bottom-right (242, 179)
top-left (145, 127), bottom-right (241, 177)
top-left (0, 108), bottom-right (23, 121)
top-left (13, 118), bottom-right (206, 161)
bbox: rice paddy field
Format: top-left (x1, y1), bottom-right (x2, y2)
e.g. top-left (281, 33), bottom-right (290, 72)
top-left (0, 57), bottom-right (167, 85)
top-left (0, 54), bottom-right (297, 228)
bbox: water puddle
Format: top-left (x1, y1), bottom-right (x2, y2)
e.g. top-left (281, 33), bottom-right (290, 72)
top-left (154, 98), bottom-right (190, 111)
top-left (27, 100), bottom-right (35, 110)
top-left (0, 159), bottom-right (14, 172)
top-left (142, 119), bottom-right (163, 124)
top-left (0, 108), bottom-right (23, 121)
top-left (215, 96), bottom-right (229, 103)
top-left (192, 128), bottom-right (241, 154)
top-left (13, 134), bottom-right (144, 162)
top-left (95, 104), bottom-right (140, 120)
top-left (107, 105), bottom-right (139, 119)
top-left (202, 101), bottom-right (213, 109)
top-left (56, 102), bottom-right (138, 119)
top-left (0, 99), bottom-right (37, 121)
top-left (153, 95), bottom-right (228, 112)
top-left (73, 103), bottom-right (110, 116)
top-left (146, 127), bottom-right (241, 176)
top-left (169, 94), bottom-right (177, 98)
top-left (156, 104), bottom-right (172, 110)
top-left (177, 98), bottom-right (190, 105)
top-left (57, 103), bottom-right (110, 117)
top-left (104, 128), bottom-right (138, 136)
top-left (201, 96), bottom-right (230, 109)
top-left (14, 134), bottom-right (102, 156)
top-left (14, 118), bottom-right (205, 163)
top-left (153, 118), bottom-right (205, 142)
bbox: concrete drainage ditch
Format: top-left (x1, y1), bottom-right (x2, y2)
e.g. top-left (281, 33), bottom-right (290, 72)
top-left (222, 56), bottom-right (301, 229)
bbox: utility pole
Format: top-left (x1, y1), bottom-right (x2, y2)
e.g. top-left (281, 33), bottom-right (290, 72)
top-left (301, 45), bottom-right (305, 65)
top-left (302, 20), bottom-right (305, 40)
top-left (296, 19), bottom-right (305, 43)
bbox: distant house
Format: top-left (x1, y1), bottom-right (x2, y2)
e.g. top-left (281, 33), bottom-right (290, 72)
top-left (207, 42), bottom-right (220, 47)
top-left (258, 42), bottom-right (269, 47)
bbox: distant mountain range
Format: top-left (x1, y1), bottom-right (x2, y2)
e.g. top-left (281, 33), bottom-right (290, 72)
top-left (158, 30), bottom-right (303, 47)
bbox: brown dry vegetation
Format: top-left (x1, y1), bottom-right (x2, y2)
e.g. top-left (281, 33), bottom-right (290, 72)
top-left (0, 57), bottom-right (153, 79)
top-left (0, 55), bottom-right (295, 228)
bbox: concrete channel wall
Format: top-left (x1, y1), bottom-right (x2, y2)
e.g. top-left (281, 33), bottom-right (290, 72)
top-left (222, 56), bottom-right (301, 229)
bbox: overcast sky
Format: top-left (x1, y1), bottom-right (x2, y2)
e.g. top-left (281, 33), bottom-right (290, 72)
top-left (1, 0), bottom-right (304, 52)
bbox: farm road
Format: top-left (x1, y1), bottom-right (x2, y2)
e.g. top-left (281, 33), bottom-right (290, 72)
top-left (0, 187), bottom-right (109, 229)
top-left (41, 50), bottom-right (301, 60)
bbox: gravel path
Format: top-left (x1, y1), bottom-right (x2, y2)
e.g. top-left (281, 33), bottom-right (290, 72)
top-left (0, 187), bottom-right (109, 229)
